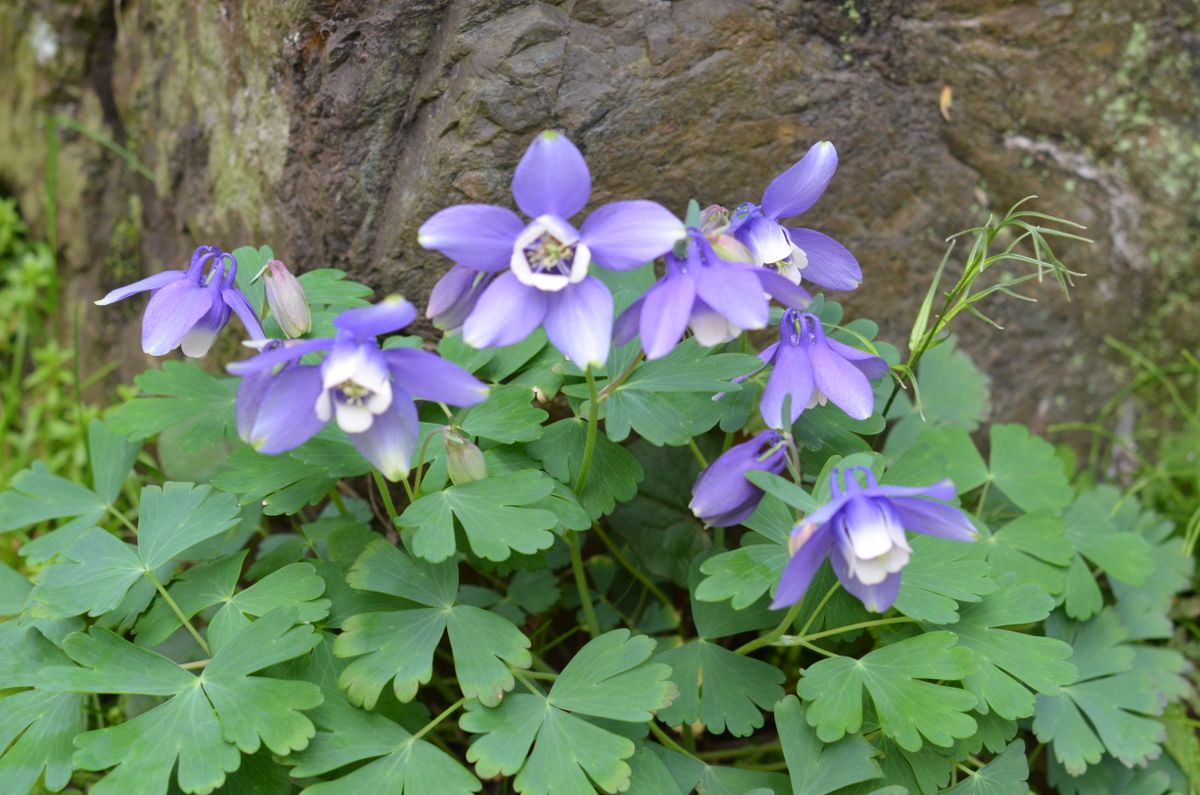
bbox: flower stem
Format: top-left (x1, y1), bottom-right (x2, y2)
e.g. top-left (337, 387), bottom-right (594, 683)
top-left (328, 488), bottom-right (349, 517)
top-left (566, 367), bottom-right (602, 639)
top-left (597, 354), bottom-right (644, 401)
top-left (735, 601), bottom-right (802, 656)
top-left (573, 369), bottom-right (601, 494)
top-left (108, 505), bottom-right (138, 535)
top-left (649, 721), bottom-right (697, 759)
top-left (147, 571), bottom-right (209, 655)
top-left (412, 697), bottom-right (466, 742)
top-left (566, 530), bottom-right (600, 638)
top-left (372, 469), bottom-right (401, 526)
top-left (687, 438), bottom-right (708, 468)
top-left (802, 615), bottom-right (913, 642)
top-left (796, 581), bottom-right (841, 639)
top-left (591, 522), bottom-right (678, 620)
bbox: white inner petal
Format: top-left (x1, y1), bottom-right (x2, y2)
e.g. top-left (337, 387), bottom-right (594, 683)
top-left (334, 400), bottom-right (376, 434)
top-left (315, 390), bottom-right (333, 422)
top-left (689, 310), bottom-right (740, 346)
top-left (510, 215), bottom-right (584, 293)
top-left (180, 325), bottom-right (220, 358)
top-left (847, 505), bottom-right (897, 560)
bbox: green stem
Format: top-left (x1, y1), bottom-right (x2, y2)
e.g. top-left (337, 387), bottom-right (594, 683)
top-left (328, 488), bottom-right (349, 517)
top-left (567, 367), bottom-right (603, 638)
top-left (699, 741), bottom-right (782, 762)
top-left (412, 697), bottom-right (466, 742)
top-left (513, 668), bottom-right (547, 697)
top-left (372, 470), bottom-right (401, 526)
top-left (649, 721), bottom-right (697, 759)
top-left (687, 438), bottom-right (709, 468)
top-left (802, 616), bottom-right (913, 642)
top-left (147, 571), bottom-right (209, 655)
top-left (974, 479), bottom-right (991, 517)
top-left (796, 581), bottom-right (840, 639)
top-left (411, 430), bottom-right (440, 496)
top-left (107, 505), bottom-right (139, 535)
top-left (735, 601), bottom-right (803, 656)
top-left (597, 354), bottom-right (644, 401)
top-left (566, 530), bottom-right (600, 638)
top-left (591, 522), bottom-right (678, 620)
top-left (573, 369), bottom-right (601, 493)
top-left (180, 659), bottom-right (210, 670)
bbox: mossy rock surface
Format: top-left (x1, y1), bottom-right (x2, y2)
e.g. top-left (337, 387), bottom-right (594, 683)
top-left (1, 0), bottom-right (1196, 425)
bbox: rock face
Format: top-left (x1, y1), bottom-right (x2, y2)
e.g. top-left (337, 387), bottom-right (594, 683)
top-left (1, 0), bottom-right (1197, 431)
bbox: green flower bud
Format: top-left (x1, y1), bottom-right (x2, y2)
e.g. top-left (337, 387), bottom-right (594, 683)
top-left (263, 259), bottom-right (311, 338)
top-left (443, 428), bottom-right (487, 485)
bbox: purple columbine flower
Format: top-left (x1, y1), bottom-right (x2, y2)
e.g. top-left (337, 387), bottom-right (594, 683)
top-left (772, 466), bottom-right (977, 613)
top-left (728, 141), bottom-right (862, 292)
top-left (751, 310), bottom-right (888, 428)
top-left (425, 265), bottom-right (495, 332)
top-left (95, 245), bottom-right (264, 357)
top-left (227, 297), bottom-right (488, 480)
top-left (614, 228), bottom-right (812, 359)
top-left (689, 430), bottom-right (789, 527)
top-left (418, 130), bottom-right (686, 368)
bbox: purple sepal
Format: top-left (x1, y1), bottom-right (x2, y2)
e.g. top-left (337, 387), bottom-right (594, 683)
top-left (758, 311), bottom-right (886, 426)
top-left (771, 466), bottom-right (976, 613)
top-left (333, 297), bottom-right (417, 339)
top-left (346, 386), bottom-right (420, 481)
top-left (689, 430), bottom-right (787, 528)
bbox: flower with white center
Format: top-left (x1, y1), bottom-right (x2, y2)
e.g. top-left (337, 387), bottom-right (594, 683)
top-left (419, 130), bottom-right (686, 368)
top-left (773, 466), bottom-right (978, 613)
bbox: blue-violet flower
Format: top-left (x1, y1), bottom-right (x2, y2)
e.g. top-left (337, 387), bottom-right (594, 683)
top-left (227, 297), bottom-right (488, 480)
top-left (614, 228), bottom-right (812, 359)
top-left (689, 430), bottom-right (788, 527)
top-left (753, 310), bottom-right (888, 427)
top-left (418, 130), bottom-right (686, 368)
top-left (773, 466), bottom-right (977, 613)
top-left (729, 141), bottom-right (862, 291)
top-left (95, 245), bottom-right (264, 357)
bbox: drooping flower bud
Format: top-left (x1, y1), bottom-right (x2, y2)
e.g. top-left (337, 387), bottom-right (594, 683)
top-left (443, 428), bottom-right (487, 485)
top-left (688, 430), bottom-right (788, 527)
top-left (262, 259), bottom-right (311, 338)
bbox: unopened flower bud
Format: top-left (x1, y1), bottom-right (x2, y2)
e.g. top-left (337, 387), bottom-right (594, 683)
top-left (427, 266), bottom-right (492, 332)
top-left (443, 428), bottom-right (487, 485)
top-left (262, 259), bottom-right (311, 338)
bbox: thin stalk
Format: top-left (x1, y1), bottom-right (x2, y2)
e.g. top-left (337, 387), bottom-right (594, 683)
top-left (735, 601), bottom-right (802, 656)
top-left (412, 697), bottom-right (466, 742)
top-left (410, 430), bottom-right (440, 495)
top-left (649, 721), bottom-right (697, 759)
top-left (147, 571), bottom-right (209, 655)
top-left (180, 659), bottom-right (210, 670)
top-left (372, 470), bottom-right (401, 526)
top-left (974, 479), bottom-right (991, 517)
top-left (328, 488), bottom-right (349, 516)
top-left (591, 522), bottom-right (678, 619)
top-left (567, 367), bottom-right (602, 638)
top-left (803, 616), bottom-right (913, 642)
top-left (796, 581), bottom-right (841, 639)
top-left (108, 505), bottom-right (139, 535)
top-left (573, 369), bottom-right (601, 493)
top-left (566, 530), bottom-right (600, 638)
top-left (597, 354), bottom-right (644, 401)
top-left (699, 741), bottom-right (782, 762)
top-left (513, 668), bottom-right (547, 697)
top-left (687, 438), bottom-right (708, 468)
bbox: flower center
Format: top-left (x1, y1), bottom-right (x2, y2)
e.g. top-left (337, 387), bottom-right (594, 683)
top-left (334, 380), bottom-right (375, 406)
top-left (511, 215), bottom-right (591, 292)
top-left (524, 232), bottom-right (577, 277)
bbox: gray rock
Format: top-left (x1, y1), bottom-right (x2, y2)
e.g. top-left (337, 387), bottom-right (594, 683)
top-left (1, 0), bottom-right (1196, 435)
